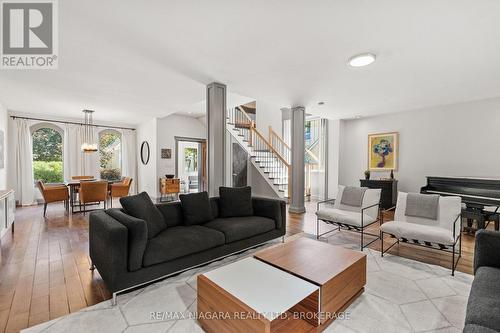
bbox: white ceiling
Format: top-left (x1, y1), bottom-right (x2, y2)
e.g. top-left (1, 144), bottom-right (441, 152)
top-left (1, 0), bottom-right (500, 124)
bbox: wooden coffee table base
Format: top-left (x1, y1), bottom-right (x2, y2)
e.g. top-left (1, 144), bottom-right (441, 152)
top-left (197, 238), bottom-right (366, 333)
top-left (255, 237), bottom-right (367, 327)
top-left (197, 275), bottom-right (320, 333)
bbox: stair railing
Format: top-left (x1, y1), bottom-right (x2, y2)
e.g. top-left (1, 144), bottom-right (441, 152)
top-left (268, 126), bottom-right (291, 164)
top-left (252, 129), bottom-right (291, 198)
top-left (227, 107), bottom-right (291, 198)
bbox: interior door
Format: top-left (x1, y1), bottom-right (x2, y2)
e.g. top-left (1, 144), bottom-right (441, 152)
top-left (232, 142), bottom-right (248, 187)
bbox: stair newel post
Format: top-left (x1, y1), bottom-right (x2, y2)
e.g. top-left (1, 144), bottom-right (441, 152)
top-left (288, 166), bottom-right (292, 199)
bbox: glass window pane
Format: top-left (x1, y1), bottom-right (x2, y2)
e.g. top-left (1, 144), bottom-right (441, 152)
top-left (32, 128), bottom-right (63, 183)
top-left (99, 131), bottom-right (122, 180)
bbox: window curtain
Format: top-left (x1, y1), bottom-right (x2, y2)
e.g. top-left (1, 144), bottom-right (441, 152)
top-left (63, 124), bottom-right (99, 180)
top-left (120, 129), bottom-right (137, 194)
top-left (13, 119), bottom-right (35, 205)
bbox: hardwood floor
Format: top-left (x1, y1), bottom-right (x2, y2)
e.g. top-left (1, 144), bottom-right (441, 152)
top-left (0, 203), bottom-right (111, 333)
top-left (0, 200), bottom-right (484, 332)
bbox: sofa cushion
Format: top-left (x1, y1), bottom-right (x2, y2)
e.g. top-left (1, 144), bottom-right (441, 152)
top-left (465, 266), bottom-right (500, 332)
top-left (405, 193), bottom-right (439, 220)
top-left (380, 220), bottom-right (456, 245)
top-left (156, 202), bottom-right (183, 227)
top-left (204, 216), bottom-right (275, 243)
top-left (340, 186), bottom-right (367, 207)
top-left (120, 192), bottom-right (167, 239)
top-left (179, 191), bottom-right (213, 225)
top-left (316, 208), bottom-right (376, 227)
top-left (219, 186), bottom-right (253, 218)
top-left (142, 226), bottom-right (225, 267)
top-left (106, 209), bottom-right (148, 271)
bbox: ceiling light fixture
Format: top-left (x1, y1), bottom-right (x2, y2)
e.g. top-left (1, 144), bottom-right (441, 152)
top-left (81, 109), bottom-right (98, 153)
top-left (348, 53), bottom-right (376, 67)
top-left (318, 102), bottom-right (325, 106)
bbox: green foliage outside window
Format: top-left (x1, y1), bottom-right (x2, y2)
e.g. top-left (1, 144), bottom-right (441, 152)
top-left (100, 132), bottom-right (122, 180)
top-left (32, 128), bottom-right (63, 183)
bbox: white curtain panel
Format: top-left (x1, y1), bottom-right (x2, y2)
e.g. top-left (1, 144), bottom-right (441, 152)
top-left (63, 124), bottom-right (99, 180)
top-left (13, 119), bottom-right (35, 205)
top-left (120, 129), bottom-right (137, 194)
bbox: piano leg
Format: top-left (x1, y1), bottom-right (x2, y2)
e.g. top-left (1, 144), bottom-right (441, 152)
top-left (466, 218), bottom-right (473, 229)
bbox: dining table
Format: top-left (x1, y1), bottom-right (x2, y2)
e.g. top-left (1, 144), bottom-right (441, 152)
top-left (64, 179), bottom-right (120, 214)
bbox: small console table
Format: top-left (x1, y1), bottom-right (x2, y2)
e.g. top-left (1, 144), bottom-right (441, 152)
top-left (359, 179), bottom-right (397, 210)
top-left (0, 189), bottom-right (15, 237)
top-left (159, 178), bottom-right (180, 202)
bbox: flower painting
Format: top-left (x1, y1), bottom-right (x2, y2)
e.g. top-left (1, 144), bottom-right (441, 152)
top-left (368, 132), bottom-right (398, 171)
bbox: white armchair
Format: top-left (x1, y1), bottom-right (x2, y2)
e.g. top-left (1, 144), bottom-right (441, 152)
top-left (380, 192), bottom-right (462, 275)
top-left (316, 185), bottom-right (382, 250)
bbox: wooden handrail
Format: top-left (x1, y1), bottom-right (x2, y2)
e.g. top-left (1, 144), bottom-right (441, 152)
top-left (237, 106), bottom-right (253, 123)
top-left (269, 126), bottom-right (290, 150)
top-left (251, 127), bottom-right (290, 167)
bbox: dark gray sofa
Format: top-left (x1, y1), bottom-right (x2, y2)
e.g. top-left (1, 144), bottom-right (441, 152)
top-left (464, 230), bottom-right (500, 333)
top-left (89, 196), bottom-right (286, 304)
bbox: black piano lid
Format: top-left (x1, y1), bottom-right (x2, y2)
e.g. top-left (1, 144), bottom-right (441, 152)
top-left (421, 176), bottom-right (500, 206)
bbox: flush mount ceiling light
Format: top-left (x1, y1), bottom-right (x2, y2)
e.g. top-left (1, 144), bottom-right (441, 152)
top-left (348, 53), bottom-right (376, 67)
top-left (318, 101), bottom-right (325, 106)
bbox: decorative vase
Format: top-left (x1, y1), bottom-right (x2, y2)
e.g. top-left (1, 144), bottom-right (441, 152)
top-left (390, 170), bottom-right (394, 179)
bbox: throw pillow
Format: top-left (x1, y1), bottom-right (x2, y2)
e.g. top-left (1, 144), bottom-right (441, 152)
top-left (120, 192), bottom-right (167, 239)
top-left (219, 186), bottom-right (253, 218)
top-left (179, 191), bottom-right (214, 225)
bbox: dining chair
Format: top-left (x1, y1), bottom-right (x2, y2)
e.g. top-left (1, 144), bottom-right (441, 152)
top-left (79, 180), bottom-right (108, 213)
top-left (36, 180), bottom-right (69, 217)
top-left (109, 177), bottom-right (133, 207)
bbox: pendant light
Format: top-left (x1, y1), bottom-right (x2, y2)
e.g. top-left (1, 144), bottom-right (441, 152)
top-left (81, 109), bottom-right (98, 153)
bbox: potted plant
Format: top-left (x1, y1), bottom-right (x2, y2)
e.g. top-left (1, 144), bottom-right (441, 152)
top-left (364, 170), bottom-right (371, 180)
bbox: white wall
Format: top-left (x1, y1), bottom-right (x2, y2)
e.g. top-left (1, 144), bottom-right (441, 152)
top-left (248, 162), bottom-right (279, 198)
top-left (0, 103), bottom-right (7, 190)
top-left (137, 118), bottom-right (158, 196)
top-left (338, 98), bottom-right (500, 193)
top-left (255, 100), bottom-right (282, 136)
top-left (327, 119), bottom-right (340, 199)
top-left (157, 114), bottom-right (206, 176)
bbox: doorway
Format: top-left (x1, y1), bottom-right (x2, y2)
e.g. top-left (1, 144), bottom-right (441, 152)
top-left (175, 137), bottom-right (207, 193)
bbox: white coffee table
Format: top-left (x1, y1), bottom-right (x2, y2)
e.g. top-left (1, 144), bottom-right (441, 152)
top-left (197, 257), bottom-right (320, 332)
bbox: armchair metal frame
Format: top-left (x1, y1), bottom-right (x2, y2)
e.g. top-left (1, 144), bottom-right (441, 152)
top-left (316, 199), bottom-right (382, 251)
top-left (380, 207), bottom-right (462, 276)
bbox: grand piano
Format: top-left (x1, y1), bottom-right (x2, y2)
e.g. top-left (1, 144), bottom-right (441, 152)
top-left (421, 176), bottom-right (500, 231)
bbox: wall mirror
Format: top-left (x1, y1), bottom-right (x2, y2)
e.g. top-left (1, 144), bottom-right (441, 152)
top-left (140, 141), bottom-right (150, 165)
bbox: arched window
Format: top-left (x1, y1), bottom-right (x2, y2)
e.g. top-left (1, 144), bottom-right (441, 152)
top-left (99, 130), bottom-right (122, 180)
top-left (32, 124), bottom-right (64, 183)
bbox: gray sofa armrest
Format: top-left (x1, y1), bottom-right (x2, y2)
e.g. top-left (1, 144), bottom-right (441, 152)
top-left (252, 197), bottom-right (286, 230)
top-left (474, 230), bottom-right (500, 273)
top-left (106, 209), bottom-right (148, 272)
top-left (89, 211), bottom-right (128, 292)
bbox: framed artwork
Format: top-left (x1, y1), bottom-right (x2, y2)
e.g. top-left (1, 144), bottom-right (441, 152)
top-left (161, 148), bottom-right (172, 159)
top-left (368, 132), bottom-right (398, 171)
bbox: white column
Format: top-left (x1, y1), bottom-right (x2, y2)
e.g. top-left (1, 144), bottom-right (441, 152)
top-left (289, 106), bottom-right (306, 213)
top-left (206, 82), bottom-right (227, 196)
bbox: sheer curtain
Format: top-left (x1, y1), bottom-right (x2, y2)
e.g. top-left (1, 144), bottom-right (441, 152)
top-left (63, 124), bottom-right (99, 180)
top-left (13, 118), bottom-right (35, 205)
top-left (120, 129), bottom-right (137, 193)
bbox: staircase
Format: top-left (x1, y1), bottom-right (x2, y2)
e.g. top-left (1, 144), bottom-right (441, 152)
top-left (226, 107), bottom-right (291, 198)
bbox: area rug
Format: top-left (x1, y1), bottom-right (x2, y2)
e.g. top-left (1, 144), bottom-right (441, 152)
top-left (22, 232), bottom-right (473, 333)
